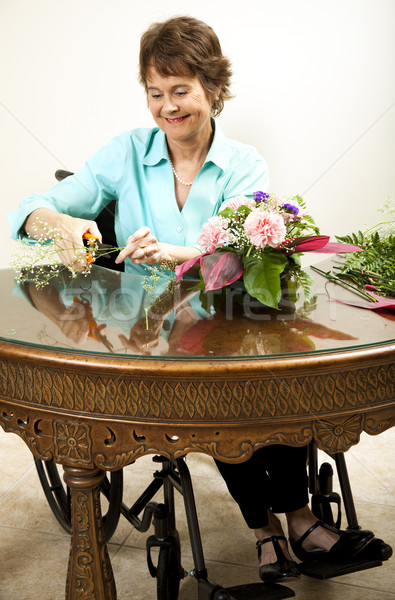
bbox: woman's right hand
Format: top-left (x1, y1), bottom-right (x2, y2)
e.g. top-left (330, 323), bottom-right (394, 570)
top-left (24, 208), bottom-right (102, 271)
top-left (57, 298), bottom-right (95, 344)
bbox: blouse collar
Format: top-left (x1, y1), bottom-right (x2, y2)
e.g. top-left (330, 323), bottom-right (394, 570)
top-left (142, 118), bottom-right (230, 172)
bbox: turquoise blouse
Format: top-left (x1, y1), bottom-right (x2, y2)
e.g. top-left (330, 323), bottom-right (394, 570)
top-left (7, 121), bottom-right (269, 273)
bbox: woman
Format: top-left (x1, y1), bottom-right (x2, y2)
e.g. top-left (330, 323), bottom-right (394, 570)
top-left (8, 17), bottom-right (266, 274)
top-left (7, 15), bottom-right (372, 581)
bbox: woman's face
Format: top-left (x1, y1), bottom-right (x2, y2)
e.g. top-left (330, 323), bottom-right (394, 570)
top-left (146, 67), bottom-right (214, 144)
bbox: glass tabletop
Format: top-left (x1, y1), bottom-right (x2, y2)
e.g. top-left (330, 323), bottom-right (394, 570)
top-left (0, 262), bottom-right (393, 359)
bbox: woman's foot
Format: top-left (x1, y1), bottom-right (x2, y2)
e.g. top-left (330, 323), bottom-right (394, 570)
top-left (286, 506), bottom-right (339, 553)
top-left (255, 511), bottom-right (300, 581)
top-left (255, 511), bottom-right (292, 565)
top-left (286, 506), bottom-right (374, 561)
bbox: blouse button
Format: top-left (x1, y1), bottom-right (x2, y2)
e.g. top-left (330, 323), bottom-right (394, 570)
top-left (176, 226), bottom-right (182, 233)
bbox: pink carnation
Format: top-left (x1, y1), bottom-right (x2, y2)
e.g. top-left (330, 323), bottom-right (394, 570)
top-left (224, 195), bottom-right (256, 211)
top-left (243, 210), bottom-right (287, 249)
top-left (199, 216), bottom-right (232, 252)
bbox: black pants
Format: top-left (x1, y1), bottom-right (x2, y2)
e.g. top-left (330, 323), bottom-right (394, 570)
top-left (215, 445), bottom-right (309, 529)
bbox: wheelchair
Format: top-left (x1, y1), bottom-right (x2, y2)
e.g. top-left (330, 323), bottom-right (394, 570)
top-left (32, 170), bottom-right (392, 599)
top-left (34, 443), bottom-right (392, 600)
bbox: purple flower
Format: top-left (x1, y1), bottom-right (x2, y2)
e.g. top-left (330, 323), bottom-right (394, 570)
top-left (282, 202), bottom-right (299, 215)
top-left (253, 190), bottom-right (269, 202)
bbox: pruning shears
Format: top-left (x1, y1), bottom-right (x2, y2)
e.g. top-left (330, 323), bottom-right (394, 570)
top-left (73, 296), bottom-right (114, 352)
top-left (82, 232), bottom-right (112, 263)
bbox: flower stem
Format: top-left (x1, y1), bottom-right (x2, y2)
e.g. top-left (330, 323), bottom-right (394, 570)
top-left (362, 220), bottom-right (394, 235)
top-left (311, 265), bottom-right (377, 302)
top-left (245, 244), bottom-right (254, 258)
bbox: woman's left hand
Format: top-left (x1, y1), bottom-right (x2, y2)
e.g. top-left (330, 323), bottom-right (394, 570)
top-left (118, 317), bottom-right (165, 354)
top-left (115, 226), bottom-right (172, 266)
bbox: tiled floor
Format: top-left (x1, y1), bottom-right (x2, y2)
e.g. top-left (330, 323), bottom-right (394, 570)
top-left (0, 427), bottom-right (394, 600)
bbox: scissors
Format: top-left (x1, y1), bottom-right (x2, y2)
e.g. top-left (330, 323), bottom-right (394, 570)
top-left (82, 232), bottom-right (113, 263)
top-left (73, 296), bottom-right (114, 352)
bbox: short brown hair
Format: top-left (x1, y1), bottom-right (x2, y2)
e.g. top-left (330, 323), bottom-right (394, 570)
top-left (139, 16), bottom-right (233, 117)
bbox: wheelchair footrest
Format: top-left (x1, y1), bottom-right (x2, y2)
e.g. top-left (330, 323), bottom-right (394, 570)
top-left (210, 581), bottom-right (295, 600)
top-left (297, 556), bottom-right (382, 579)
top-left (297, 536), bottom-right (392, 579)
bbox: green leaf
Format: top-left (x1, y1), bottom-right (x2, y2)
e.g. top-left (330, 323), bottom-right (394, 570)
top-left (234, 205), bottom-right (253, 219)
top-left (332, 225), bottom-right (395, 296)
top-left (242, 251), bottom-right (288, 309)
top-left (291, 194), bottom-right (306, 209)
top-left (218, 207), bottom-right (235, 219)
top-left (290, 253), bottom-right (302, 266)
top-left (285, 278), bottom-right (298, 303)
top-left (218, 205), bottom-right (252, 219)
top-left (190, 269), bottom-right (206, 291)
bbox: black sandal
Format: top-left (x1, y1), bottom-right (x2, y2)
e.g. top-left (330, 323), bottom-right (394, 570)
top-left (290, 520), bottom-right (374, 562)
top-left (257, 535), bottom-right (300, 581)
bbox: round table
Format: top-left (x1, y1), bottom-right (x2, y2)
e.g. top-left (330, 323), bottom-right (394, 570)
top-left (0, 264), bottom-right (394, 598)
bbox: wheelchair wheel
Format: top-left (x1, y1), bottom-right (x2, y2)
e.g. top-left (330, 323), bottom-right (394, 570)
top-left (156, 545), bottom-right (182, 600)
top-left (34, 458), bottom-right (123, 542)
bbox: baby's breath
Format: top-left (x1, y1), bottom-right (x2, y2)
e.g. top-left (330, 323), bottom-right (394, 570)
top-left (142, 262), bottom-right (176, 301)
top-left (10, 217), bottom-right (103, 288)
top-left (141, 262), bottom-right (177, 329)
top-left (10, 239), bottom-right (63, 288)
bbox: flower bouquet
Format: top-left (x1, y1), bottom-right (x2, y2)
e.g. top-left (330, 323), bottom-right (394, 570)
top-left (175, 192), bottom-right (362, 310)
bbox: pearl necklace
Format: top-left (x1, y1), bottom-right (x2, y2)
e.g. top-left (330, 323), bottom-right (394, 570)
top-left (168, 155), bottom-right (196, 187)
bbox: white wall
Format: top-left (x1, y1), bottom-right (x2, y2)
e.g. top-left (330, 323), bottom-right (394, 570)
top-left (1, 0), bottom-right (394, 269)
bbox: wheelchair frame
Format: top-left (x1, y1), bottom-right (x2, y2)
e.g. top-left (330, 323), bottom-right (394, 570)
top-left (35, 442), bottom-right (392, 600)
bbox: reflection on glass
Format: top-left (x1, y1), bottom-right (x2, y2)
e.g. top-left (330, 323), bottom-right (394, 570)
top-left (13, 265), bottom-right (359, 358)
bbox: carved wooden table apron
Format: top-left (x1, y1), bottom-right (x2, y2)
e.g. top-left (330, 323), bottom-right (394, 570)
top-left (0, 265), bottom-right (394, 598)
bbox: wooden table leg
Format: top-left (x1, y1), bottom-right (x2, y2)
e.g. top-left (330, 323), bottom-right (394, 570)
top-left (63, 466), bottom-right (116, 600)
